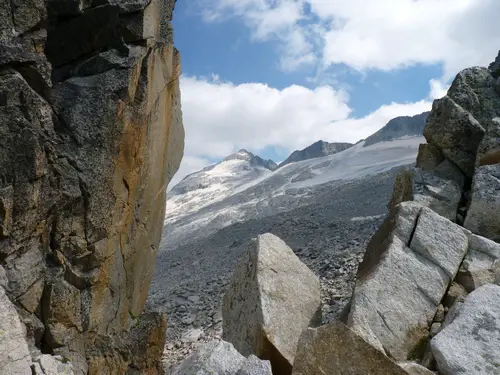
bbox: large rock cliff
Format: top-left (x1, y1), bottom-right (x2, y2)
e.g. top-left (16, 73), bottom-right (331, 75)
top-left (0, 0), bottom-right (184, 374)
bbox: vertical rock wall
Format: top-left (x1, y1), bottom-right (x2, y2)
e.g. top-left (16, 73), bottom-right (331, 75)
top-left (0, 0), bottom-right (183, 374)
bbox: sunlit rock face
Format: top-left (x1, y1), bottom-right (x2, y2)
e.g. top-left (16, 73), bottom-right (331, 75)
top-left (0, 0), bottom-right (184, 373)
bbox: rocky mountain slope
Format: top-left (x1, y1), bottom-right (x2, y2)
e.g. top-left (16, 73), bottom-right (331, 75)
top-left (0, 1), bottom-right (183, 374)
top-left (278, 140), bottom-right (353, 167)
top-left (150, 112), bottom-right (435, 369)
top-left (168, 51), bottom-right (500, 375)
top-left (363, 111), bottom-right (430, 147)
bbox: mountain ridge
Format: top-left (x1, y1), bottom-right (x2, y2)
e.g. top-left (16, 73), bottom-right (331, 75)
top-left (278, 141), bottom-right (354, 168)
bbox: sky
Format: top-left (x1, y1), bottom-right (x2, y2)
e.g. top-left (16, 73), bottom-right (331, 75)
top-left (169, 0), bottom-right (500, 187)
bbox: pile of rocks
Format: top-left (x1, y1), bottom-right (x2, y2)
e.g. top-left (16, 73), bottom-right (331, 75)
top-left (170, 51), bottom-right (500, 375)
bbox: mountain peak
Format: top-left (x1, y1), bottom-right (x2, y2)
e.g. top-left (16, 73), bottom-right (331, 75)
top-left (363, 111), bottom-right (430, 147)
top-left (222, 149), bottom-right (277, 171)
top-left (222, 149), bottom-right (254, 162)
top-left (279, 141), bottom-right (354, 167)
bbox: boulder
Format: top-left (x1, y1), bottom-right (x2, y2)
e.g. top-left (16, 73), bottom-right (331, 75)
top-left (348, 203), bottom-right (470, 361)
top-left (32, 355), bottom-right (75, 375)
top-left (424, 95), bottom-right (485, 177)
top-left (455, 234), bottom-right (500, 292)
top-left (291, 322), bottom-right (408, 375)
top-left (223, 233), bottom-right (321, 374)
top-left (416, 144), bottom-right (444, 171)
top-left (171, 341), bottom-right (272, 375)
top-left (431, 284), bottom-right (500, 375)
top-left (236, 355), bottom-right (273, 375)
top-left (464, 164), bottom-right (500, 241)
top-left (388, 167), bottom-right (462, 221)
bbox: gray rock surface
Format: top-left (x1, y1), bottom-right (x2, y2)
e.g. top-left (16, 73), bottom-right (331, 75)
top-left (456, 234), bottom-right (500, 292)
top-left (464, 164), bottom-right (500, 241)
top-left (291, 322), bottom-right (408, 375)
top-left (389, 167), bottom-right (463, 221)
top-left (0, 287), bottom-right (32, 375)
top-left (222, 233), bottom-right (321, 374)
top-left (236, 355), bottom-right (273, 375)
top-left (171, 341), bottom-right (271, 375)
top-left (33, 355), bottom-right (75, 375)
top-left (431, 284), bottom-right (500, 375)
top-left (347, 203), bottom-right (470, 361)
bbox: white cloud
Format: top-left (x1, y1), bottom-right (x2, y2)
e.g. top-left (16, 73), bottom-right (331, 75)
top-left (198, 0), bottom-right (500, 78)
top-left (429, 79), bottom-right (450, 100)
top-left (172, 75), bottom-right (431, 184)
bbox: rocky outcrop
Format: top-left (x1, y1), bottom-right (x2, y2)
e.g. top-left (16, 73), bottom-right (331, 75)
top-left (431, 284), bottom-right (500, 375)
top-left (390, 59), bottom-right (500, 240)
top-left (338, 52), bottom-right (500, 374)
top-left (347, 202), bottom-right (470, 360)
top-left (291, 322), bottom-right (409, 375)
top-left (490, 50), bottom-right (500, 77)
top-left (279, 141), bottom-right (353, 168)
top-left (363, 112), bottom-right (430, 147)
top-left (171, 341), bottom-right (272, 375)
top-left (0, 1), bottom-right (183, 374)
top-left (222, 233), bottom-right (321, 375)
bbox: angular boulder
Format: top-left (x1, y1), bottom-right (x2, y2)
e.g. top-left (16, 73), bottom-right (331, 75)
top-left (237, 355), bottom-right (273, 375)
top-left (348, 203), bottom-right (470, 361)
top-left (431, 284), bottom-right (500, 375)
top-left (456, 234), bottom-right (500, 292)
top-left (291, 322), bottom-right (408, 375)
top-left (171, 341), bottom-right (272, 375)
top-left (391, 166), bottom-right (463, 221)
top-left (464, 164), bottom-right (500, 241)
top-left (424, 95), bottom-right (485, 177)
top-left (223, 233), bottom-right (321, 374)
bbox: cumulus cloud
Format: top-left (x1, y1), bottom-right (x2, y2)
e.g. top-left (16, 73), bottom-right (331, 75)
top-left (172, 75), bottom-right (432, 184)
top-left (429, 79), bottom-right (450, 100)
top-left (198, 0), bottom-right (500, 78)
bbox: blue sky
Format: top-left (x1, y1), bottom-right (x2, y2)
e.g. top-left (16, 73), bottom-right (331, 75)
top-left (170, 0), bottom-right (500, 186)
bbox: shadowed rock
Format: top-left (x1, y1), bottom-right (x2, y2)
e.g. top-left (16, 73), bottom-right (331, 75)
top-left (291, 322), bottom-right (409, 375)
top-left (0, 0), bottom-right (183, 373)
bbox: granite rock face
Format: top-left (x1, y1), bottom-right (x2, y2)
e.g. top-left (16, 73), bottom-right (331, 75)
top-left (222, 233), bottom-right (321, 375)
top-left (431, 284), bottom-right (500, 375)
top-left (347, 202), bottom-right (470, 361)
top-left (171, 341), bottom-right (272, 375)
top-left (0, 1), bottom-right (184, 374)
